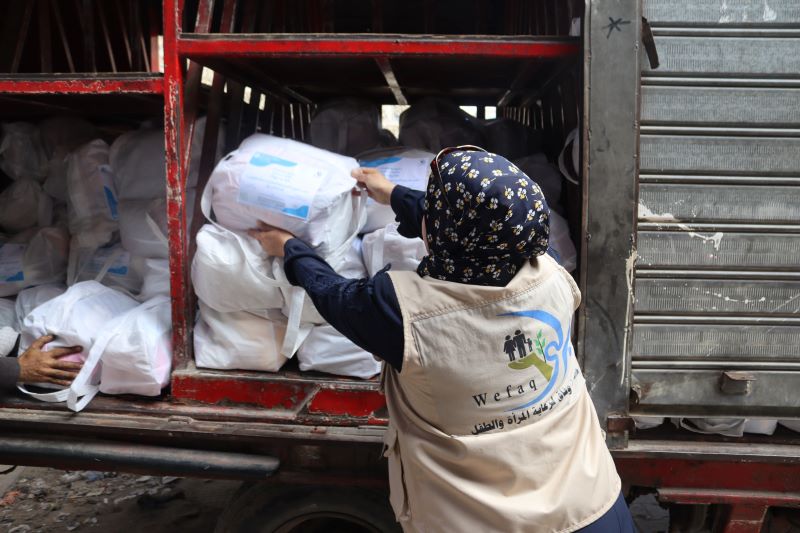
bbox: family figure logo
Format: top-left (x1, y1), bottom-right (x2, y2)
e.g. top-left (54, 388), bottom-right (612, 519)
top-left (503, 329), bottom-right (554, 381)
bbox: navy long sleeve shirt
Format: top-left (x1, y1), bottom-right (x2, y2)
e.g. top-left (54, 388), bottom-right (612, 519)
top-left (283, 185), bottom-right (425, 372)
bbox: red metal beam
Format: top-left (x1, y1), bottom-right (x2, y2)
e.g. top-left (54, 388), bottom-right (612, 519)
top-left (178, 36), bottom-right (581, 59)
top-left (0, 77), bottom-right (163, 94)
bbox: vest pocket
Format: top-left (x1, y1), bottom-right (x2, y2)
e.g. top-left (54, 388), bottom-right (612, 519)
top-left (383, 425), bottom-right (411, 522)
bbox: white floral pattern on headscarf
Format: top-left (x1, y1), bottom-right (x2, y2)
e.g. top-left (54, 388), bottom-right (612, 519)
top-left (417, 149), bottom-right (550, 286)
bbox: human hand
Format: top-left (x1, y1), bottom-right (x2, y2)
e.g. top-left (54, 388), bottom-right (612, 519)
top-left (351, 168), bottom-right (396, 205)
top-left (248, 221), bottom-right (295, 257)
top-left (18, 335), bottom-right (83, 387)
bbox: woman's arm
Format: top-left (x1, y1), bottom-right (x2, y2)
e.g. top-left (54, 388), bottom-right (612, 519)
top-left (351, 168), bottom-right (425, 239)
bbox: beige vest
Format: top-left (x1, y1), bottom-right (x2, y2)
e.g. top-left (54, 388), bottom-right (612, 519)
top-left (383, 255), bottom-right (620, 533)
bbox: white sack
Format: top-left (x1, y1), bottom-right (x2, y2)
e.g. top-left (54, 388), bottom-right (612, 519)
top-left (0, 298), bottom-right (16, 330)
top-left (0, 122), bottom-right (48, 182)
top-left (40, 117), bottom-right (98, 202)
top-left (0, 179), bottom-right (53, 233)
top-left (514, 153), bottom-right (564, 215)
top-left (66, 139), bottom-right (118, 248)
top-left (780, 420), bottom-right (800, 432)
top-left (357, 148), bottom-right (433, 233)
top-left (548, 211), bottom-right (577, 273)
top-left (136, 258), bottom-right (170, 302)
top-left (297, 325), bottom-right (381, 379)
top-left (69, 242), bottom-right (144, 295)
top-left (207, 133), bottom-right (362, 255)
top-left (14, 283), bottom-right (66, 330)
top-left (0, 227), bottom-right (69, 297)
top-left (118, 192), bottom-right (194, 259)
top-left (309, 99), bottom-right (382, 157)
top-left (92, 296), bottom-right (172, 401)
top-left (631, 416), bottom-right (664, 430)
top-left (194, 302), bottom-right (289, 372)
top-left (398, 98), bottom-right (485, 153)
top-left (743, 419), bottom-right (778, 435)
top-left (673, 417), bottom-right (745, 437)
top-left (109, 116), bottom-right (222, 201)
top-left (361, 223), bottom-right (427, 277)
top-left (19, 281), bottom-right (139, 401)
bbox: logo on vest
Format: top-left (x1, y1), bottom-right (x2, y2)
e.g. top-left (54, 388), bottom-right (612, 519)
top-left (503, 328), bottom-right (554, 381)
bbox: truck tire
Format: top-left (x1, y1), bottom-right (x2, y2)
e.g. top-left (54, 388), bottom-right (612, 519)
top-left (215, 483), bottom-right (401, 533)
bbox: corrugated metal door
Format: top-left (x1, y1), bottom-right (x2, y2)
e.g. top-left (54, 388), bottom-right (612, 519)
top-left (631, 0), bottom-right (800, 416)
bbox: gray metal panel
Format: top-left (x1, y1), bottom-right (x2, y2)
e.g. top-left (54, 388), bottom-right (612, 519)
top-left (639, 184), bottom-right (800, 224)
top-left (644, 0), bottom-right (800, 25)
top-left (631, 370), bottom-right (800, 415)
top-left (647, 36), bottom-right (800, 76)
top-left (632, 324), bottom-right (800, 361)
top-left (637, 231), bottom-right (800, 270)
top-left (641, 86), bottom-right (800, 126)
top-left (635, 278), bottom-right (800, 315)
top-left (580, 0), bottom-right (640, 445)
top-left (640, 135), bottom-right (800, 175)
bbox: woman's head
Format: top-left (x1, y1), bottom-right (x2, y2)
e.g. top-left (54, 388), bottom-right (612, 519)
top-left (417, 146), bottom-right (550, 286)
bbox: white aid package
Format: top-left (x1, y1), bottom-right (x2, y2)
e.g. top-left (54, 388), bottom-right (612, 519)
top-left (19, 281), bottom-right (139, 401)
top-left (0, 227), bottom-right (69, 298)
top-left (194, 302), bottom-right (289, 372)
top-left (14, 283), bottom-right (67, 330)
top-left (309, 99), bottom-right (383, 157)
top-left (66, 139), bottom-right (118, 248)
top-left (361, 223), bottom-right (427, 276)
top-left (118, 192), bottom-right (194, 260)
top-left (297, 325), bottom-right (381, 379)
top-left (357, 148), bottom-right (433, 232)
top-left (135, 258), bottom-right (170, 302)
top-left (0, 179), bottom-right (53, 233)
top-left (40, 116), bottom-right (98, 202)
top-left (207, 133), bottom-right (362, 255)
top-left (0, 298), bottom-right (15, 330)
top-left (69, 242), bottom-right (144, 296)
top-left (0, 122), bottom-right (48, 182)
top-left (109, 116), bottom-right (222, 201)
top-left (548, 211), bottom-right (577, 273)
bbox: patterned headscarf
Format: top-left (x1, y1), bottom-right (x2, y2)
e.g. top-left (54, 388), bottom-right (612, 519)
top-left (417, 147), bottom-right (550, 286)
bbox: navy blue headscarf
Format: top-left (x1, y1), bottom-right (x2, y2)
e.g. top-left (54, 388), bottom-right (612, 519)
top-left (417, 148), bottom-right (550, 286)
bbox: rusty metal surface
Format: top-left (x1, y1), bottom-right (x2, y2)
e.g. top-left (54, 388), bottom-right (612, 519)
top-left (0, 73), bottom-right (163, 94)
top-left (644, 0), bottom-right (800, 25)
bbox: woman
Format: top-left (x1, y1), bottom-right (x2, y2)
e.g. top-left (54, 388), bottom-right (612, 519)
top-left (250, 147), bottom-right (634, 532)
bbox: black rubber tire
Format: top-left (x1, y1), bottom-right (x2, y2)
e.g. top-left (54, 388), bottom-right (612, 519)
top-left (215, 483), bottom-right (401, 533)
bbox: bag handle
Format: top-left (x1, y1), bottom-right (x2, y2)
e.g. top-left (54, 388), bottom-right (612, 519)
top-left (557, 128), bottom-right (580, 186)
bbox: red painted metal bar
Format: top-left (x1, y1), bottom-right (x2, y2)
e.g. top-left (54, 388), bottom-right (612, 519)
top-left (178, 36), bottom-right (581, 58)
top-left (163, 0), bottom-right (192, 371)
top-left (0, 77), bottom-right (163, 94)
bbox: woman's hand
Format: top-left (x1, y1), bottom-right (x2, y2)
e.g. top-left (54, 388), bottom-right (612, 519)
top-left (248, 222), bottom-right (295, 258)
top-left (351, 168), bottom-right (396, 205)
top-left (18, 335), bottom-right (83, 387)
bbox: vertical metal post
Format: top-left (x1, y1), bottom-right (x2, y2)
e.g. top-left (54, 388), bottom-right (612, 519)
top-left (163, 0), bottom-right (191, 370)
top-left (578, 0), bottom-right (641, 448)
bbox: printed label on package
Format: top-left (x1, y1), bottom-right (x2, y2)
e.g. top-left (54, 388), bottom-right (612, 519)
top-left (237, 152), bottom-right (326, 220)
top-left (90, 247), bottom-right (131, 277)
top-left (360, 156), bottom-right (430, 190)
top-left (100, 165), bottom-right (120, 220)
top-left (0, 244), bottom-right (26, 282)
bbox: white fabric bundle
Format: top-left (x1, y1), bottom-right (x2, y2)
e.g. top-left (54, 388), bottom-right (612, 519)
top-left (19, 281), bottom-right (139, 401)
top-left (0, 227), bottom-right (69, 297)
top-left (297, 325), bottom-right (381, 379)
top-left (14, 283), bottom-right (66, 330)
top-left (0, 122), bottom-right (48, 182)
top-left (631, 416), bottom-right (665, 430)
top-left (40, 116), bottom-right (98, 202)
top-left (361, 223), bottom-right (427, 277)
top-left (548, 211), bottom-right (577, 273)
top-left (673, 417), bottom-right (746, 437)
top-left (135, 258), bottom-right (170, 302)
top-left (357, 148), bottom-right (433, 233)
top-left (194, 302), bottom-right (289, 372)
top-left (69, 242), bottom-right (144, 295)
top-left (0, 298), bottom-right (16, 330)
top-left (0, 179), bottom-right (53, 233)
top-left (309, 99), bottom-right (383, 157)
top-left (207, 133), bottom-right (362, 256)
top-left (743, 419), bottom-right (778, 435)
top-left (109, 116), bottom-right (221, 201)
top-left (66, 139), bottom-right (118, 249)
top-left (398, 98), bottom-right (485, 153)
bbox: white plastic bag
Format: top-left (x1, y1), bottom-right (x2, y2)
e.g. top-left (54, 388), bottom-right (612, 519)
top-left (357, 148), bottom-right (433, 233)
top-left (297, 325), bottom-right (381, 379)
top-left (194, 302), bottom-right (291, 372)
top-left (109, 116), bottom-right (222, 201)
top-left (19, 281), bottom-right (139, 401)
top-left (743, 419), bottom-right (778, 435)
top-left (136, 258), bottom-right (170, 302)
top-left (548, 211), bottom-right (577, 273)
top-left (118, 191), bottom-right (194, 259)
top-left (0, 227), bottom-right (69, 297)
top-left (309, 99), bottom-right (383, 157)
top-left (207, 133), bottom-right (363, 255)
top-left (0, 179), bottom-right (53, 233)
top-left (14, 283), bottom-right (66, 330)
top-left (66, 139), bottom-right (118, 248)
top-left (69, 242), bottom-right (144, 296)
top-left (673, 417), bottom-right (745, 437)
top-left (779, 420), bottom-right (800, 432)
top-left (40, 116), bottom-right (98, 202)
top-left (0, 122), bottom-right (48, 182)
top-left (361, 223), bottom-right (427, 277)
top-left (0, 298), bottom-right (16, 330)
top-left (631, 416), bottom-right (665, 430)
